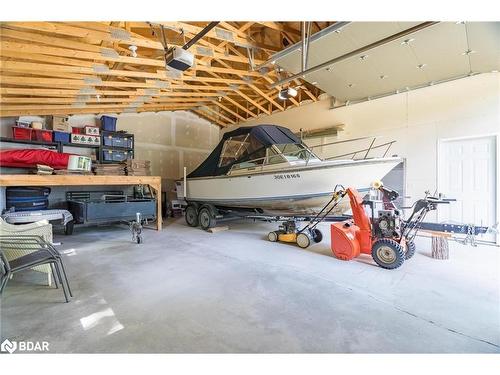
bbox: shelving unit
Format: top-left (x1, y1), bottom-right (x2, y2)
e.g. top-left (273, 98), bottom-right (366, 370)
top-left (99, 130), bottom-right (134, 164)
top-left (1, 129), bottom-right (135, 165)
top-left (0, 136), bottom-right (59, 150)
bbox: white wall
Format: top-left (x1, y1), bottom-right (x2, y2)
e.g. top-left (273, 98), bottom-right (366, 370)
top-left (238, 73), bottom-right (500, 207)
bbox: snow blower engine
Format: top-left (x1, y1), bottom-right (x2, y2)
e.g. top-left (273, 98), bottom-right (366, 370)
top-left (330, 182), bottom-right (452, 269)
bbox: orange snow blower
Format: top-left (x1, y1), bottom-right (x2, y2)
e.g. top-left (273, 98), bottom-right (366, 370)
top-left (331, 183), bottom-right (414, 269)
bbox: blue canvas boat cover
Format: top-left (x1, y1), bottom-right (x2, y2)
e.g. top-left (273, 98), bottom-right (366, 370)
top-left (187, 125), bottom-right (299, 178)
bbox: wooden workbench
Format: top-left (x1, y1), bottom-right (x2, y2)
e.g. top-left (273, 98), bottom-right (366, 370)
top-left (0, 175), bottom-right (162, 230)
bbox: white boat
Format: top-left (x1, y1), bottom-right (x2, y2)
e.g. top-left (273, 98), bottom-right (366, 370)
top-left (177, 125), bottom-right (402, 225)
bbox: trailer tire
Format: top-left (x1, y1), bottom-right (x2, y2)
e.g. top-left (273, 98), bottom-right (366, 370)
top-left (405, 240), bottom-right (416, 260)
top-left (185, 205), bottom-right (199, 227)
top-left (371, 238), bottom-right (405, 269)
top-left (64, 220), bottom-right (74, 235)
top-left (199, 207), bottom-right (216, 230)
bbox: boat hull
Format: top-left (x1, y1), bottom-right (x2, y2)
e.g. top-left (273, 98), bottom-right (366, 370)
top-left (180, 157), bottom-right (402, 215)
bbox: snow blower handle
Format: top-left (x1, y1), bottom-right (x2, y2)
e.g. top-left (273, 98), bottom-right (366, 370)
top-left (371, 180), bottom-right (399, 202)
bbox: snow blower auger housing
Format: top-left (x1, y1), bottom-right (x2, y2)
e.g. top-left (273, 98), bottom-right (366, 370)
top-left (330, 182), bottom-right (451, 269)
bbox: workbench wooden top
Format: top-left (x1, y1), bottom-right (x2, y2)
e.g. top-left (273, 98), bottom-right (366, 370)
top-left (0, 174), bottom-right (161, 186)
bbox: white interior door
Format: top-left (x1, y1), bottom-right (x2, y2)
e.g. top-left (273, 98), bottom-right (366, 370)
top-left (438, 136), bottom-right (497, 242)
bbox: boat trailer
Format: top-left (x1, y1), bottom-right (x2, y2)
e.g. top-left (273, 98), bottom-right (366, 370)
top-left (183, 184), bottom-right (494, 269)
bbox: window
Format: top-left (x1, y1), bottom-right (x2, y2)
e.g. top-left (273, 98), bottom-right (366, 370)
top-left (219, 134), bottom-right (270, 168)
top-left (274, 144), bottom-right (317, 162)
top-left (266, 147), bottom-right (286, 164)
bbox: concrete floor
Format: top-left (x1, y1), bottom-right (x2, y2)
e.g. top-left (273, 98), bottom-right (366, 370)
top-left (0, 218), bottom-right (499, 353)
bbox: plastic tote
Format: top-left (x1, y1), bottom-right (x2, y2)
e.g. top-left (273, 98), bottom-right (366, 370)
top-left (101, 116), bottom-right (117, 131)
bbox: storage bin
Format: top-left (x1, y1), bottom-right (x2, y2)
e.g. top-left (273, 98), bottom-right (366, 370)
top-left (103, 150), bottom-right (131, 162)
top-left (32, 129), bottom-right (53, 142)
top-left (6, 186), bottom-right (50, 212)
top-left (112, 137), bottom-right (127, 148)
top-left (103, 134), bottom-right (132, 148)
top-left (101, 116), bottom-right (117, 131)
top-left (103, 135), bottom-right (114, 147)
top-left (53, 131), bottom-right (70, 143)
top-left (12, 126), bottom-right (32, 140)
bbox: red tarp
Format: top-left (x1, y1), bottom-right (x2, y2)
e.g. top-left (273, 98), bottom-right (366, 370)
top-left (0, 149), bottom-right (72, 169)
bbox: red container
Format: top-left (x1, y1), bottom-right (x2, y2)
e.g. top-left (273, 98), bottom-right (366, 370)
top-left (32, 129), bottom-right (53, 142)
top-left (72, 127), bottom-right (83, 134)
top-left (12, 126), bottom-right (33, 140)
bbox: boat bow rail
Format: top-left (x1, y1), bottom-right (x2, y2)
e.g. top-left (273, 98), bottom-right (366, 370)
top-left (308, 135), bottom-right (397, 161)
top-left (227, 135), bottom-right (397, 175)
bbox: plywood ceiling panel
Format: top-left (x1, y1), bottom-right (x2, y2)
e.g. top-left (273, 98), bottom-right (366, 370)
top-left (276, 22), bottom-right (500, 102)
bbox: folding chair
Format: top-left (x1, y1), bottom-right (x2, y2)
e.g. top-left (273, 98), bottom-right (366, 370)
top-left (0, 235), bottom-right (72, 303)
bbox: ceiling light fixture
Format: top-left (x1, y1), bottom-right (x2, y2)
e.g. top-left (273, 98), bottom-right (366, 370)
top-left (417, 63), bottom-right (427, 69)
top-left (462, 49), bottom-right (476, 55)
top-left (455, 21), bottom-right (466, 24)
top-left (311, 81), bottom-right (318, 85)
top-left (359, 55), bottom-right (368, 61)
top-left (347, 83), bottom-right (354, 88)
top-left (379, 75), bottom-right (387, 79)
top-left (278, 87), bottom-right (298, 100)
top-left (128, 45), bottom-right (138, 58)
top-left (401, 38), bottom-right (415, 46)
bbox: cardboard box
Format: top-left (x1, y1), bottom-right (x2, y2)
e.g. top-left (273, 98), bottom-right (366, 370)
top-left (51, 115), bottom-right (71, 132)
top-left (70, 133), bottom-right (101, 145)
top-left (84, 126), bottom-right (100, 135)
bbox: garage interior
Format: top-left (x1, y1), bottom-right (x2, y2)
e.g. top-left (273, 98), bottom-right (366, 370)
top-left (0, 21), bottom-right (499, 354)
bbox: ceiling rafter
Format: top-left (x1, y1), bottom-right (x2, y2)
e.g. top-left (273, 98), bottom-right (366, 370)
top-left (0, 21), bottom-right (329, 125)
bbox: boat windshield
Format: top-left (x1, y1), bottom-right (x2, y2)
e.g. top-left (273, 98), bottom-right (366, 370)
top-left (218, 134), bottom-right (265, 167)
top-left (272, 144), bottom-right (318, 162)
top-left (230, 143), bottom-right (320, 172)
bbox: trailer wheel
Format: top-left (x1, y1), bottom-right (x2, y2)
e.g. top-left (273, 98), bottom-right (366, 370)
top-left (296, 232), bottom-right (311, 249)
top-left (268, 231), bottom-right (279, 242)
top-left (185, 205), bottom-right (199, 227)
top-left (64, 220), bottom-right (74, 235)
top-left (405, 241), bottom-right (416, 260)
top-left (312, 228), bottom-right (323, 243)
top-left (198, 207), bottom-right (216, 230)
top-left (371, 238), bottom-right (405, 269)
